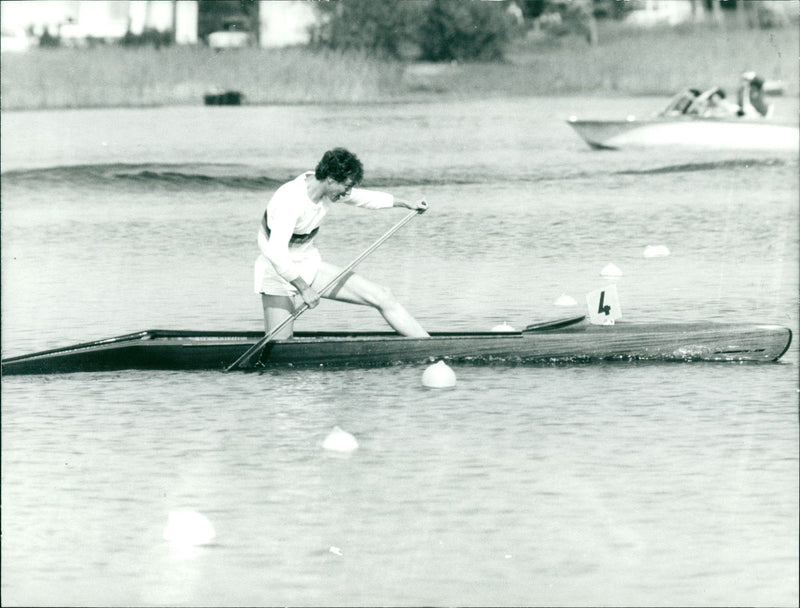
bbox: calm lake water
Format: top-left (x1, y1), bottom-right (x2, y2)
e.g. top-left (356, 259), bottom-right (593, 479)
top-left (2, 96), bottom-right (798, 607)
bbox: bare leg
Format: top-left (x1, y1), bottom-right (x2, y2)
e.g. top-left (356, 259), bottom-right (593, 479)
top-left (261, 294), bottom-right (295, 339)
top-left (312, 262), bottom-right (429, 337)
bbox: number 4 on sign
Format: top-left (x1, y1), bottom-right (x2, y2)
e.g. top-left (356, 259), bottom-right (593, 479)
top-left (586, 284), bottom-right (622, 325)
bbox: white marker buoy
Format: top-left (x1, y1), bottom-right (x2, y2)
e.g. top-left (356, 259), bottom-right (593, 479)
top-left (554, 294), bottom-right (578, 307)
top-left (491, 322), bottom-right (516, 332)
top-left (163, 510), bottom-right (216, 546)
top-left (600, 263), bottom-right (622, 277)
top-left (422, 360), bottom-right (456, 388)
top-left (322, 426), bottom-right (359, 452)
top-left (643, 245), bottom-right (670, 258)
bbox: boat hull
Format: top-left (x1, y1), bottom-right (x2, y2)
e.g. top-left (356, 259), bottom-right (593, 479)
top-left (1, 321), bottom-right (791, 374)
top-left (567, 117), bottom-right (799, 151)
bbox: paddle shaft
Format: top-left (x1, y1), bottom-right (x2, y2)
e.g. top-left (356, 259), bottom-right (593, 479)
top-left (225, 207), bottom-right (424, 371)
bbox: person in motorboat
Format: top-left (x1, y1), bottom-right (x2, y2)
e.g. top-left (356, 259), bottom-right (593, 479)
top-left (660, 88), bottom-right (702, 116)
top-left (736, 71), bottom-right (773, 118)
top-left (685, 87), bottom-right (740, 118)
top-left (254, 147), bottom-right (429, 340)
top-left (662, 82), bottom-right (766, 120)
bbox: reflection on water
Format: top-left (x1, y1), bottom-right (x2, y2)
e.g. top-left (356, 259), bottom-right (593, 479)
top-left (1, 97), bottom-right (798, 606)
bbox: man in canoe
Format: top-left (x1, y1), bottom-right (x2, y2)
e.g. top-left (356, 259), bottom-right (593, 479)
top-left (254, 147), bottom-right (429, 339)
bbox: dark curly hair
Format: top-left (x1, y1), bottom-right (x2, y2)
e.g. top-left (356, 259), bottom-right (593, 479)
top-left (314, 148), bottom-right (364, 184)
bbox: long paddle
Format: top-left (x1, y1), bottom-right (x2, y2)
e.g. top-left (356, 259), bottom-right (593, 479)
top-left (225, 205), bottom-right (426, 371)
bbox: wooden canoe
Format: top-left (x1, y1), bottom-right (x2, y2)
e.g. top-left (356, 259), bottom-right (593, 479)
top-left (0, 316), bottom-right (791, 374)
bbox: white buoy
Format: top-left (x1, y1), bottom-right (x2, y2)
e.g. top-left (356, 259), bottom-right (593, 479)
top-left (554, 294), bottom-right (578, 307)
top-left (329, 546), bottom-right (343, 556)
top-left (643, 245), bottom-right (670, 258)
top-left (600, 263), bottom-right (623, 277)
top-left (491, 322), bottom-right (516, 332)
top-left (422, 360), bottom-right (456, 388)
top-left (322, 426), bottom-right (359, 452)
top-left (163, 510), bottom-right (216, 547)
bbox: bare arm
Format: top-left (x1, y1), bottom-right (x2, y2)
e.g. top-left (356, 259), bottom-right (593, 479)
top-left (393, 197), bottom-right (428, 212)
top-left (346, 187), bottom-right (427, 213)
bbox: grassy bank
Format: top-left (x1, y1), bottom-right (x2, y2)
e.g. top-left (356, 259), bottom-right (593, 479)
top-left (1, 20), bottom-right (797, 110)
top-left (0, 45), bottom-right (407, 109)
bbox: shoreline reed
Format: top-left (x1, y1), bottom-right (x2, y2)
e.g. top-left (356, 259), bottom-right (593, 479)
top-left (1, 21), bottom-right (797, 110)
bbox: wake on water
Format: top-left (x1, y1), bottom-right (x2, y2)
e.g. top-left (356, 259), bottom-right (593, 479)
top-left (0, 162), bottom-right (521, 190)
top-left (1, 156), bottom-right (793, 193)
top-left (615, 157), bottom-right (788, 175)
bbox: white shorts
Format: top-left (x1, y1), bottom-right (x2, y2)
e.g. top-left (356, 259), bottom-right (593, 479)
top-left (253, 248), bottom-right (322, 296)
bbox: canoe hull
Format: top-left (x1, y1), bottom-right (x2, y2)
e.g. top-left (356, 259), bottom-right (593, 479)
top-left (1, 321), bottom-right (791, 374)
top-left (567, 117), bottom-right (799, 151)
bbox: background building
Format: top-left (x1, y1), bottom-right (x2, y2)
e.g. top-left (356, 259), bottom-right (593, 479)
top-left (0, 0), bottom-right (317, 49)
